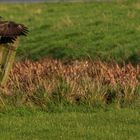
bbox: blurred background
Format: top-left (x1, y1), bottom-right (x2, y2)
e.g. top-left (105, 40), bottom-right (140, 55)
top-left (0, 0), bottom-right (112, 3)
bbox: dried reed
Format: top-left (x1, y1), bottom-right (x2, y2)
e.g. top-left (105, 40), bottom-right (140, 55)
top-left (1, 57), bottom-right (140, 107)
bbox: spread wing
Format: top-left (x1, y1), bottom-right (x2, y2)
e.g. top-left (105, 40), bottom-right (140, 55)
top-left (0, 21), bottom-right (28, 37)
top-left (0, 36), bottom-right (17, 44)
top-left (0, 20), bottom-right (28, 44)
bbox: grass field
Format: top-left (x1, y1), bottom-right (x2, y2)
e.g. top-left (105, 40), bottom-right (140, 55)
top-left (1, 1), bottom-right (140, 139)
top-left (0, 1), bottom-right (140, 62)
top-left (0, 106), bottom-right (140, 140)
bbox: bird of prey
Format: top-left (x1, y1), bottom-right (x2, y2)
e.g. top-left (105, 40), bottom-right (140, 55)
top-left (0, 17), bottom-right (28, 44)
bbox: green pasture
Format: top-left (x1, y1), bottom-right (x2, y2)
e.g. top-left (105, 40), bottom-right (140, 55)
top-left (0, 0), bottom-right (140, 62)
top-left (0, 106), bottom-right (140, 140)
top-left (1, 1), bottom-right (140, 139)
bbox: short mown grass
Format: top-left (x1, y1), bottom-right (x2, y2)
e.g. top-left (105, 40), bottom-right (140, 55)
top-left (0, 106), bottom-right (140, 140)
top-left (0, 1), bottom-right (140, 63)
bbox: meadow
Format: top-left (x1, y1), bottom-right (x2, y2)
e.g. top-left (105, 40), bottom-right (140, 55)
top-left (1, 107), bottom-right (140, 140)
top-left (1, 1), bottom-right (140, 139)
top-left (0, 0), bottom-right (140, 63)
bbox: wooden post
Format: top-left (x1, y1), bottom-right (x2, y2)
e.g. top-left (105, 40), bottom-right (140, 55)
top-left (0, 38), bottom-right (19, 86)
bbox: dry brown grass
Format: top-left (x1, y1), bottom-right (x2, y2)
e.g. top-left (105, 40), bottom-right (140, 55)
top-left (1, 57), bottom-right (140, 107)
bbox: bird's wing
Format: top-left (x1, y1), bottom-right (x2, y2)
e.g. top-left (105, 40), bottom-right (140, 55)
top-left (0, 21), bottom-right (9, 36)
top-left (0, 21), bottom-right (28, 37)
top-left (0, 36), bottom-right (17, 44)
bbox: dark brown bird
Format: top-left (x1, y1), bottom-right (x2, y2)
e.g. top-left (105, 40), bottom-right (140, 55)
top-left (0, 17), bottom-right (28, 44)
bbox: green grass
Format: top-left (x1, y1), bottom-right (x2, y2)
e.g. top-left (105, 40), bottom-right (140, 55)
top-left (1, 1), bottom-right (140, 62)
top-left (0, 106), bottom-right (140, 140)
top-left (1, 1), bottom-right (140, 139)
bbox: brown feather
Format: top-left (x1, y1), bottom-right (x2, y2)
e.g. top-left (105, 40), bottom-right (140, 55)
top-left (0, 19), bottom-right (28, 44)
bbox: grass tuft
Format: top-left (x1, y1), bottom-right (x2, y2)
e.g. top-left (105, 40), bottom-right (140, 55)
top-left (0, 58), bottom-right (140, 108)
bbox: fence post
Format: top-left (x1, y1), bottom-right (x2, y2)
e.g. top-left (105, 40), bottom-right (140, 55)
top-left (0, 38), bottom-right (19, 86)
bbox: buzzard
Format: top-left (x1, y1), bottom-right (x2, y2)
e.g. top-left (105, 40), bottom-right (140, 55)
top-left (0, 17), bottom-right (28, 44)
